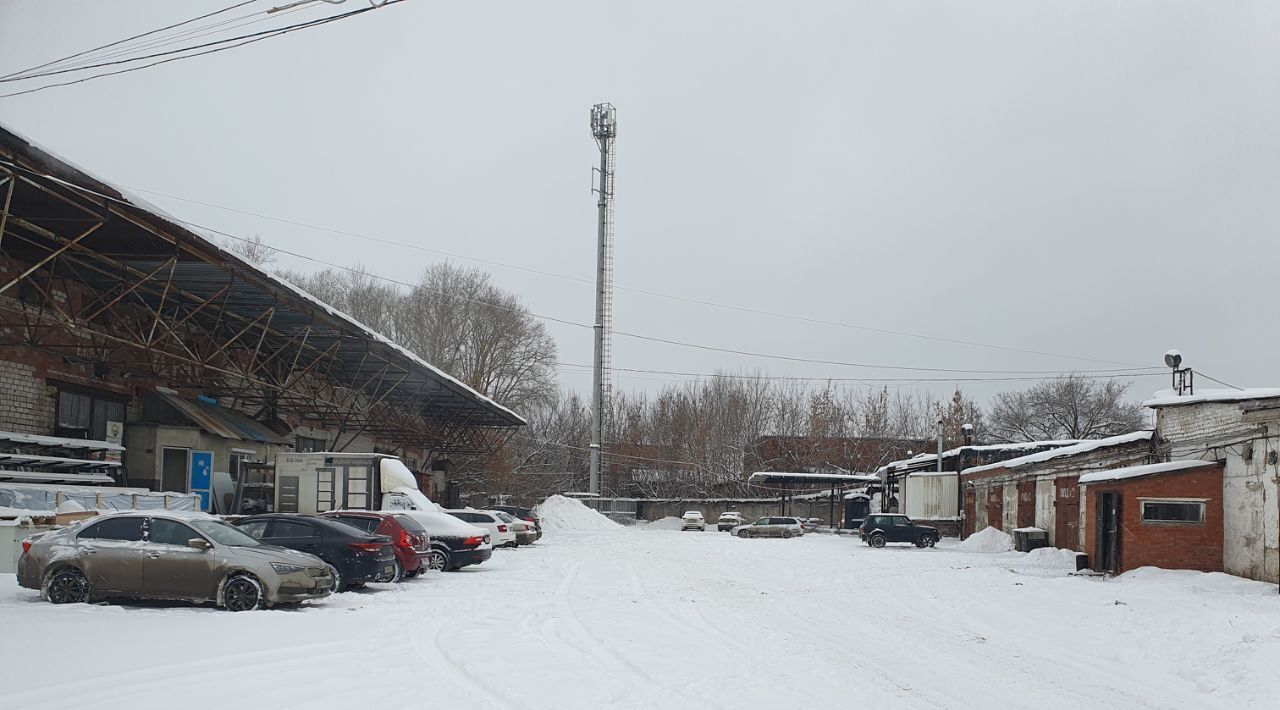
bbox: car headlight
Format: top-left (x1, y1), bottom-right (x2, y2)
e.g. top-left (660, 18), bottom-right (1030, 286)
top-left (271, 563), bottom-right (304, 574)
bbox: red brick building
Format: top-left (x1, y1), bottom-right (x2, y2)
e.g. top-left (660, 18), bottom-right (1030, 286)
top-left (1079, 461), bottom-right (1224, 575)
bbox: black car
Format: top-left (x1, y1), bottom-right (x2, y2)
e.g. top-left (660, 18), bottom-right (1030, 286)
top-left (488, 505), bottom-right (542, 540)
top-left (234, 514), bottom-right (396, 590)
top-left (859, 514), bottom-right (939, 548)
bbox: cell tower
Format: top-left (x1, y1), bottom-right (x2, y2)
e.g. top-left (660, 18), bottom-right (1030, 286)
top-left (589, 103), bottom-right (617, 496)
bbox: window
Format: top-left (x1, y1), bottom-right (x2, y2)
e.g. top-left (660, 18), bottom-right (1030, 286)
top-left (335, 515), bottom-right (379, 533)
top-left (271, 520), bottom-right (319, 538)
top-left (295, 436), bottom-right (327, 453)
top-left (192, 519), bottom-right (259, 546)
top-left (1141, 500), bottom-right (1205, 525)
top-left (237, 520), bottom-right (269, 539)
top-left (55, 386), bottom-right (127, 441)
top-left (148, 518), bottom-right (198, 546)
top-left (80, 516), bottom-right (145, 541)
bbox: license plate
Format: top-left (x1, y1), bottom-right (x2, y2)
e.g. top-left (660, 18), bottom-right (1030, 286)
top-left (383, 566), bottom-right (394, 575)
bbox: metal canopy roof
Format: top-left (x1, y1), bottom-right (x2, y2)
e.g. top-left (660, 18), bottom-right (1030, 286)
top-left (0, 124), bottom-right (524, 453)
top-left (748, 471), bottom-right (882, 484)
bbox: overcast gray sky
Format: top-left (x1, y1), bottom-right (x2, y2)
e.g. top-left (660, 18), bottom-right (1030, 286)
top-left (2, 1), bottom-right (1277, 405)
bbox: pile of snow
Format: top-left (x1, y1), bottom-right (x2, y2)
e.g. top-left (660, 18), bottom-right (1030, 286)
top-left (1113, 567), bottom-right (1277, 595)
top-left (56, 499), bottom-right (88, 513)
top-left (1019, 547), bottom-right (1079, 567)
top-left (534, 495), bottom-right (620, 532)
top-left (954, 526), bottom-right (1014, 553)
top-left (638, 516), bottom-right (684, 531)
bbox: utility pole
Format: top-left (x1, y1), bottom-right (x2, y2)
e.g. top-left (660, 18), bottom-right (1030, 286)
top-left (589, 103), bottom-right (617, 496)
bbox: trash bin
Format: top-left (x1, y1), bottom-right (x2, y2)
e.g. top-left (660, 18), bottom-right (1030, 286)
top-left (1013, 527), bottom-right (1049, 552)
top-left (1075, 553), bottom-right (1090, 571)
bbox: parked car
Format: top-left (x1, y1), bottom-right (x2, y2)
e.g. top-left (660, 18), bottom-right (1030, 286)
top-left (379, 495), bottom-right (494, 572)
top-left (807, 518), bottom-right (824, 529)
top-left (446, 509), bottom-right (518, 548)
top-left (681, 511), bottom-right (706, 531)
top-left (493, 511), bottom-right (537, 546)
top-left (489, 505), bottom-right (542, 539)
top-left (320, 511), bottom-right (429, 582)
top-left (734, 516), bottom-right (805, 538)
top-left (717, 512), bottom-right (745, 532)
top-left (859, 514), bottom-right (939, 548)
top-left (17, 511), bottom-right (333, 611)
top-left (234, 514), bottom-right (396, 590)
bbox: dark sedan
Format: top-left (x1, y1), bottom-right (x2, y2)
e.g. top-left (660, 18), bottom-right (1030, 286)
top-left (235, 514), bottom-right (396, 590)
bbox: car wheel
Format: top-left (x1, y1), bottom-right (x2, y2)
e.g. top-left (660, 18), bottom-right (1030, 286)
top-left (917, 534), bottom-right (937, 548)
top-left (222, 574), bottom-right (264, 612)
top-left (45, 567), bottom-right (89, 605)
top-left (426, 549), bottom-right (448, 572)
top-left (389, 559), bottom-right (404, 583)
top-left (737, 529), bottom-right (751, 538)
top-left (324, 562), bottom-right (343, 591)
top-left (869, 533), bottom-right (887, 548)
top-left (782, 530), bottom-right (794, 539)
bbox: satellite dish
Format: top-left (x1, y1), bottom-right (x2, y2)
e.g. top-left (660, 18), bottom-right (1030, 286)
top-left (1164, 349), bottom-right (1183, 369)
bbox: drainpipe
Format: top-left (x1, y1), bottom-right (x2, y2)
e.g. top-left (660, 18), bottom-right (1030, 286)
top-left (958, 423), bottom-right (974, 539)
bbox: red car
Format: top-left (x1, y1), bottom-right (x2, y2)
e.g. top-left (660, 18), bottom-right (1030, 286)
top-left (322, 511), bottom-right (430, 581)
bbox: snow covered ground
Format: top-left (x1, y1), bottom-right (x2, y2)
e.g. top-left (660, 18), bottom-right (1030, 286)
top-left (2, 524), bottom-right (1279, 709)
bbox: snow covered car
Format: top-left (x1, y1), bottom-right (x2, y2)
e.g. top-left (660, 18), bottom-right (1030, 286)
top-left (734, 516), bottom-right (804, 538)
top-left (16, 511), bottom-right (334, 611)
top-left (859, 514), bottom-right (939, 548)
top-left (494, 511), bottom-right (537, 545)
top-left (390, 506), bottom-right (493, 571)
top-left (489, 505), bottom-right (542, 540)
top-left (446, 509), bottom-right (518, 548)
top-left (681, 511), bottom-right (706, 531)
top-left (717, 512), bottom-right (745, 531)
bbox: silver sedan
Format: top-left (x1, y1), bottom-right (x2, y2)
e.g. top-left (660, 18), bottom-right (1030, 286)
top-left (17, 510), bottom-right (334, 611)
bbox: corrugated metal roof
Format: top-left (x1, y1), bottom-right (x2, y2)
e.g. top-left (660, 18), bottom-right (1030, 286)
top-left (153, 389), bottom-right (287, 444)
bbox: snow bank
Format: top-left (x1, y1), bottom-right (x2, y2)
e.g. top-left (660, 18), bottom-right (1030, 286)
top-left (638, 516), bottom-right (684, 531)
top-left (954, 526), bottom-right (1014, 553)
top-left (1113, 567), bottom-right (1277, 595)
top-left (534, 495), bottom-right (619, 532)
top-left (1018, 547), bottom-right (1079, 567)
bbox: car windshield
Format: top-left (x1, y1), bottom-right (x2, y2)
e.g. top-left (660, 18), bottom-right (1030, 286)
top-left (190, 518), bottom-right (260, 546)
top-left (394, 514), bottom-right (426, 533)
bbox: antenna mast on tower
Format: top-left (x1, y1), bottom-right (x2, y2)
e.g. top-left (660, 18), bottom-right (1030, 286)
top-left (589, 103), bottom-right (617, 497)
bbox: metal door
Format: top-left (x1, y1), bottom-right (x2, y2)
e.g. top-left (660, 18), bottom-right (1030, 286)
top-left (1017, 481), bottom-right (1036, 529)
top-left (962, 487), bottom-right (976, 537)
top-left (143, 518), bottom-right (215, 601)
top-left (1095, 492), bottom-right (1122, 573)
top-left (190, 450), bottom-right (213, 511)
top-left (1054, 477), bottom-right (1080, 550)
top-left (986, 487), bottom-right (1004, 531)
top-left (161, 447), bottom-right (189, 493)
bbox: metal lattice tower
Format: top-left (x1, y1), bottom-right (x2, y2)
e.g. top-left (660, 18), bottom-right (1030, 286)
top-left (589, 103), bottom-right (617, 496)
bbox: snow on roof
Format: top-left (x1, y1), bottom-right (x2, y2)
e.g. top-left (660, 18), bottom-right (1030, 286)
top-left (1078, 460), bottom-right (1216, 485)
top-left (1143, 388), bottom-right (1280, 408)
top-left (962, 431), bottom-right (1154, 475)
top-left (0, 122), bottom-right (524, 428)
top-left (880, 440), bottom-right (1081, 473)
top-left (748, 471), bottom-right (882, 482)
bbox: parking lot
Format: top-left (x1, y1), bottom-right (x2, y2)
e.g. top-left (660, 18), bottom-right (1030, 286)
top-left (2, 523), bottom-right (1278, 710)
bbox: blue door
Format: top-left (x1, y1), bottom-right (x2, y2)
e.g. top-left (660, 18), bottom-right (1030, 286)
top-left (190, 451), bottom-right (213, 511)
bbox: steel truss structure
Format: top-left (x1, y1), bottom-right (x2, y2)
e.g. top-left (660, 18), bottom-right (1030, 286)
top-left (0, 126), bottom-right (522, 458)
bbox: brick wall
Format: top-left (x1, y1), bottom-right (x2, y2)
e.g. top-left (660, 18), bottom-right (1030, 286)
top-left (0, 359), bottom-right (54, 434)
top-left (1082, 464), bottom-right (1224, 574)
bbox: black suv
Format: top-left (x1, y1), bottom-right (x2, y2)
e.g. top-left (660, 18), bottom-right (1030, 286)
top-left (859, 514), bottom-right (939, 548)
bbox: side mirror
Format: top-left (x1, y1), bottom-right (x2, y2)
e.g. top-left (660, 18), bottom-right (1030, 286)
top-left (187, 538), bottom-right (212, 551)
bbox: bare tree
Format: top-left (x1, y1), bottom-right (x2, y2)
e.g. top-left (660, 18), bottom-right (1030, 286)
top-left (988, 375), bottom-right (1148, 442)
top-left (221, 234), bottom-right (277, 266)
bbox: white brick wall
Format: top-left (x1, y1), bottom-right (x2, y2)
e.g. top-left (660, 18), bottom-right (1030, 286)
top-left (0, 359), bottom-right (54, 434)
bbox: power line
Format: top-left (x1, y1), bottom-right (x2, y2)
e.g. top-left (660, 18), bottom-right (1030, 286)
top-left (3, 160), bottom-right (1170, 378)
top-left (555, 362), bottom-right (1165, 384)
top-left (1197, 371), bottom-right (1243, 390)
top-left (0, 2), bottom-right (402, 99)
top-left (0, 0), bottom-right (262, 81)
top-left (118, 183), bottom-right (1144, 370)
